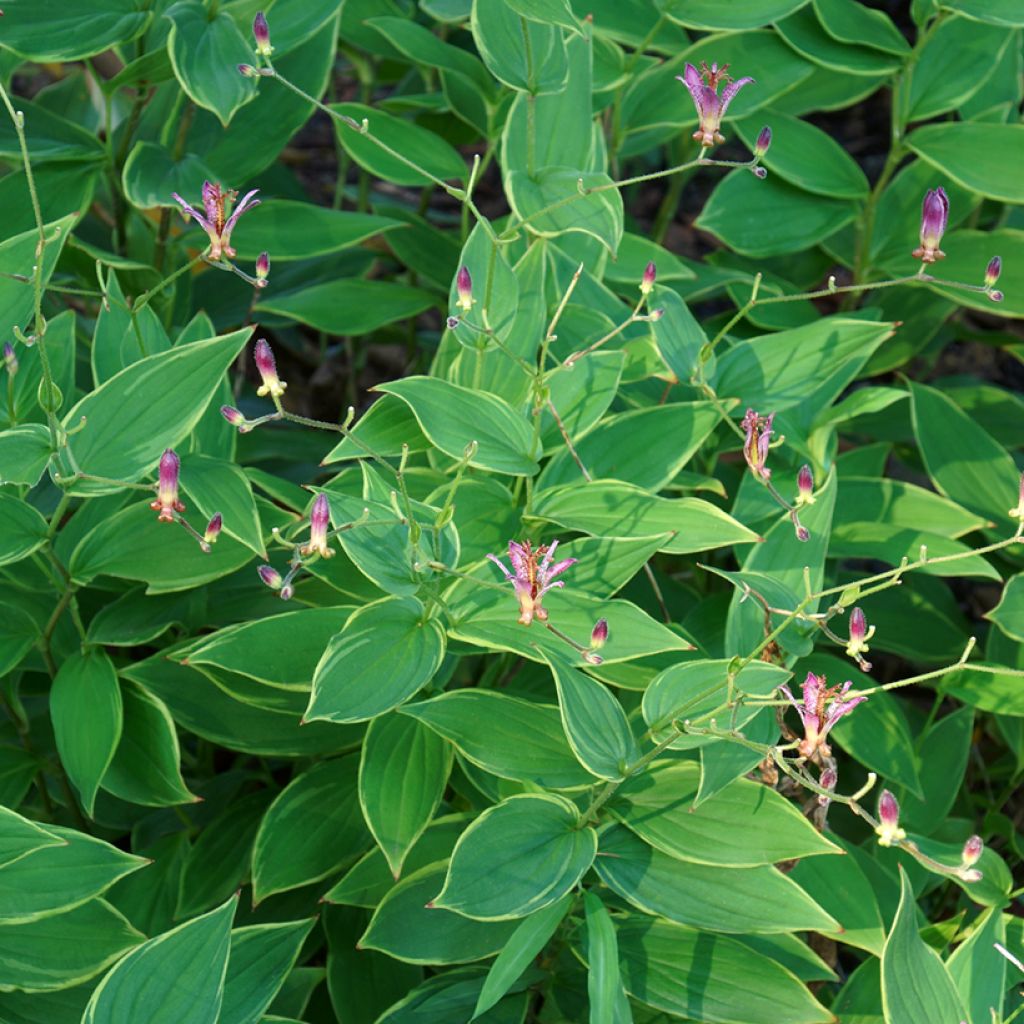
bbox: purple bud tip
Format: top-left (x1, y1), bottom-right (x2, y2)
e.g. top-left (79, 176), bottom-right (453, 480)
top-left (256, 251), bottom-right (270, 280)
top-left (583, 651), bottom-right (603, 665)
top-left (640, 261), bottom-right (656, 295)
top-left (878, 789), bottom-right (899, 826)
top-left (253, 11), bottom-right (272, 55)
top-left (755, 125), bottom-right (772, 156)
top-left (961, 834), bottom-right (983, 867)
top-left (254, 337), bottom-right (275, 375)
top-left (797, 464), bottom-right (814, 504)
top-left (989, 290), bottom-right (1004, 303)
top-left (849, 607), bottom-right (866, 642)
top-left (158, 448), bottom-right (180, 485)
top-left (238, 63), bottom-right (257, 77)
top-left (258, 565), bottom-right (282, 589)
top-left (590, 618), bottom-right (608, 649)
top-left (220, 405), bottom-right (246, 428)
top-left (203, 513), bottom-right (223, 545)
top-left (455, 265), bottom-right (473, 311)
top-left (819, 767), bottom-right (837, 791)
top-left (752, 166), bottom-right (767, 179)
top-left (280, 583), bottom-right (294, 601)
top-left (446, 316), bottom-right (460, 330)
top-left (796, 525), bottom-right (810, 542)
top-left (2, 342), bottom-right (16, 375)
top-left (311, 492), bottom-right (330, 530)
top-left (985, 255), bottom-right (1002, 287)
top-left (649, 307), bottom-right (665, 322)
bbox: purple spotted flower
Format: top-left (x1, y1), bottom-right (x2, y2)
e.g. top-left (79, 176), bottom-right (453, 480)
top-left (487, 540), bottom-right (576, 626)
top-left (171, 181), bottom-right (260, 261)
top-left (741, 408), bottom-right (774, 482)
top-left (676, 62), bottom-right (755, 148)
top-left (779, 671), bottom-right (867, 759)
top-left (150, 448), bottom-right (185, 523)
top-left (912, 187), bottom-right (948, 264)
top-left (301, 493), bottom-right (334, 558)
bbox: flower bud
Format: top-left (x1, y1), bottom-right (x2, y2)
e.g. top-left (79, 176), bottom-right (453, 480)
top-left (961, 834), bottom-right (983, 868)
top-left (203, 513), bottom-right (223, 549)
top-left (238, 63), bottom-right (258, 78)
top-left (984, 256), bottom-right (1002, 288)
top-left (649, 307), bottom-right (665, 322)
top-left (640, 261), bottom-right (656, 296)
top-left (150, 448), bottom-right (185, 523)
top-left (253, 12), bottom-right (273, 57)
top-left (582, 650), bottom-right (603, 665)
top-left (254, 338), bottom-right (286, 399)
top-left (845, 607), bottom-right (875, 667)
top-left (255, 251), bottom-right (270, 288)
top-left (2, 342), bottom-right (16, 376)
top-left (794, 524), bottom-right (810, 543)
top-left (446, 315), bottom-right (460, 330)
top-left (220, 405), bottom-right (246, 428)
top-left (875, 789), bottom-right (906, 847)
top-left (752, 166), bottom-right (767, 179)
top-left (301, 492), bottom-right (334, 558)
top-left (989, 289), bottom-right (1004, 303)
top-left (455, 265), bottom-right (473, 312)
top-left (754, 125), bottom-right (772, 158)
top-left (590, 618), bottom-right (608, 650)
top-left (817, 765), bottom-right (837, 807)
top-left (258, 564), bottom-right (282, 590)
top-left (280, 582), bottom-right (294, 601)
top-left (912, 187), bottom-right (948, 264)
top-left (795, 464), bottom-right (815, 506)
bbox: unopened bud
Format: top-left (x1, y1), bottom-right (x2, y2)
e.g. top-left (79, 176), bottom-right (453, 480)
top-left (203, 513), bottom-right (222, 548)
top-left (258, 565), bottom-right (282, 590)
top-left (238, 63), bottom-right (258, 77)
top-left (590, 618), bottom-right (608, 650)
top-left (649, 307), bottom-right (665, 322)
top-left (961, 834), bottom-right (983, 868)
top-left (875, 789), bottom-right (906, 847)
top-left (795, 464), bottom-right (815, 506)
top-left (280, 582), bottom-right (294, 601)
top-left (301, 493), bottom-right (334, 558)
top-left (150, 448), bottom-right (184, 523)
top-left (582, 650), bottom-right (603, 665)
top-left (254, 338), bottom-right (286, 399)
top-left (754, 125), bottom-right (772, 158)
top-left (220, 405), bottom-right (246, 428)
top-left (255, 251), bottom-right (270, 287)
top-left (989, 289), bottom-right (1004, 303)
top-left (455, 265), bottom-right (473, 312)
top-left (817, 766), bottom-right (837, 806)
top-left (984, 256), bottom-right (1001, 288)
top-left (752, 166), bottom-right (767, 179)
top-left (446, 316), bottom-right (460, 330)
top-left (253, 11), bottom-right (272, 57)
top-left (640, 261), bottom-right (656, 296)
top-left (2, 342), bottom-right (16, 376)
top-left (845, 607), bottom-right (875, 667)
top-left (795, 524), bottom-right (810, 542)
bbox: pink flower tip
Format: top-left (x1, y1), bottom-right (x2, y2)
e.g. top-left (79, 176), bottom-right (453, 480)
top-left (754, 125), bottom-right (771, 157)
top-left (238, 63), bottom-right (258, 78)
top-left (961, 834), bottom-right (983, 867)
top-left (984, 255), bottom-right (1002, 288)
top-left (2, 342), bottom-right (16, 375)
top-left (875, 789), bottom-right (905, 846)
top-left (590, 618), bottom-right (608, 650)
top-left (455, 265), bottom-right (473, 312)
top-left (150, 448), bottom-right (184, 523)
top-left (255, 251), bottom-right (270, 283)
top-left (253, 12), bottom-right (272, 56)
top-left (203, 513), bottom-right (223, 547)
top-left (220, 405), bottom-right (246, 428)
top-left (254, 338), bottom-right (286, 399)
top-left (280, 583), bottom-right (294, 601)
top-left (796, 464), bottom-right (815, 506)
top-left (257, 565), bottom-right (282, 589)
top-left (795, 525), bottom-right (810, 543)
top-left (912, 187), bottom-right (948, 264)
top-left (640, 261), bottom-right (656, 296)
top-left (649, 307), bottom-right (665, 321)
top-left (989, 289), bottom-right (1004, 303)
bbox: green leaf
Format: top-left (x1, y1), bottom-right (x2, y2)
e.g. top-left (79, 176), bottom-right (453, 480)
top-left (506, 0), bottom-right (578, 30)
top-left (471, 0), bottom-right (568, 93)
top-left (988, 573), bottom-right (1024, 642)
top-left (179, 453), bottom-right (264, 557)
top-left (473, 893), bottom-right (573, 1019)
top-left (251, 755), bottom-right (370, 902)
top-left (436, 794), bottom-right (596, 920)
top-left (616, 915), bottom-right (833, 1024)
top-left (448, 221), bottom-right (519, 352)
top-left (0, 899), bottom-right (143, 993)
top-left (0, 424), bottom-right (52, 486)
top-left (942, 0), bottom-right (1024, 25)
top-left (166, 1), bottom-right (257, 125)
top-left (596, 824), bottom-right (839, 935)
top-left (812, 0), bottom-right (909, 53)
top-left (946, 907), bottom-right (1006, 1024)
top-left (611, 762), bottom-right (841, 866)
top-left (399, 691), bottom-right (595, 789)
top-left (908, 379), bottom-right (1020, 528)
top-left (0, 806), bottom-right (61, 871)
top-left (0, 492), bottom-right (48, 569)
top-left (375, 376), bottom-right (537, 476)
top-left (881, 870), bottom-right (968, 1024)
top-left (359, 713), bottom-right (453, 877)
top-left (697, 171), bottom-right (856, 258)
top-left (331, 102), bottom-right (466, 186)
top-left (835, 476), bottom-right (986, 538)
top-left (83, 895), bottom-right (237, 1023)
top-left (541, 351), bottom-right (624, 451)
top-left (306, 597), bottom-right (446, 723)
top-left (0, 825), bottom-right (146, 924)
top-left (0, 601), bottom-right (37, 680)
top-left (101, 680), bottom-right (196, 807)
top-left (59, 328), bottom-right (252, 495)
top-left (50, 649), bottom-right (122, 816)
top-left (322, 395), bottom-right (430, 464)
top-left (735, 111), bottom-right (869, 198)
top-left (907, 123), bottom-right (1024, 203)
top-left (543, 652), bottom-right (639, 780)
top-left (219, 920), bottom-right (317, 1024)
top-left (121, 142), bottom-right (216, 211)
top-left (360, 862), bottom-right (519, 964)
top-left (659, 0), bottom-right (811, 29)
top-left (649, 286), bottom-right (709, 384)
top-left (256, 279), bottom-right (436, 336)
top-left (0, 0), bottom-right (150, 61)
top-left (775, 6), bottom-right (902, 74)
top-left (228, 201), bottom-right (402, 261)
top-left (583, 891), bottom-right (626, 1024)
top-left (531, 479), bottom-right (758, 553)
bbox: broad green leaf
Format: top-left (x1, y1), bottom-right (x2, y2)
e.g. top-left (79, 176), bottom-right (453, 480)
top-left (471, 0), bottom-right (568, 93)
top-left (881, 871), bottom-right (968, 1024)
top-left (531, 479), bottom-right (759, 553)
top-left (101, 680), bottom-right (196, 807)
top-left (907, 123), bottom-right (1024, 203)
top-left (834, 477), bottom-right (986, 538)
top-left (649, 286), bottom-right (710, 384)
top-left (360, 862), bottom-right (519, 964)
top-left (331, 102), bottom-right (466, 186)
top-left (735, 111), bottom-right (868, 198)
top-left (83, 895), bottom-right (236, 1023)
top-left (306, 597), bottom-right (446, 723)
top-left (178, 607), bottom-right (350, 690)
top-left (399, 691), bottom-right (595, 789)
top-left (59, 328), bottom-right (252, 495)
top-left (697, 171), bottom-right (856, 258)
top-left (0, 0), bottom-right (150, 61)
top-left (322, 395), bottom-right (430, 464)
top-left (616, 915), bottom-right (833, 1024)
top-left (256, 279), bottom-right (435, 336)
top-left (0, 492), bottom-right (48, 569)
top-left (0, 424), bottom-right (51, 486)
top-left (555, 534), bottom-right (667, 599)
top-left (0, 103), bottom-right (104, 165)
top-left (0, 825), bottom-right (146, 924)
top-left (908, 379), bottom-right (1020, 528)
top-left (219, 920), bottom-right (317, 1024)
top-left (943, 0), bottom-right (1024, 25)
top-left (775, 7), bottom-right (902, 74)
top-left (544, 653), bottom-right (639, 780)
top-left (659, 0), bottom-right (811, 29)
top-left (166, 1), bottom-right (257, 125)
top-left (121, 142), bottom-right (217, 211)
top-left (0, 899), bottom-right (142, 993)
top-left (473, 893), bottom-right (573, 1019)
top-left (506, 0), bottom-right (578, 30)
top-left (50, 649), bottom-right (122, 816)
top-left (0, 602), bottom-right (37, 679)
top-left (436, 794), bottom-right (596, 920)
top-left (0, 807), bottom-right (61, 871)
top-left (583, 891), bottom-right (627, 1024)
top-left (946, 907), bottom-right (1006, 1024)
top-left (251, 755), bottom-right (370, 902)
top-left (596, 825), bottom-right (839, 935)
top-left (611, 762), bottom-right (841, 866)
top-left (228, 201), bottom-right (402, 261)
top-left (988, 574), bottom-right (1024, 642)
top-left (449, 223), bottom-right (520, 355)
top-left (179, 453), bottom-right (264, 557)
top-left (376, 376), bottom-right (537, 475)
top-left (812, 0), bottom-right (909, 54)
top-left (1, 307), bottom-right (75, 426)
top-left (541, 351), bottom-right (624, 451)
top-left (359, 713), bottom-right (453, 877)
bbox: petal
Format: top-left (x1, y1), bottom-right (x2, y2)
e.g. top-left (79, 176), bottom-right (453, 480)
top-left (170, 194), bottom-right (210, 230)
top-left (718, 76), bottom-right (755, 117)
top-left (676, 64), bottom-right (706, 117)
top-left (800, 672), bottom-right (822, 714)
top-left (222, 189), bottom-right (261, 238)
top-left (544, 557), bottom-right (577, 581)
top-left (486, 553), bottom-right (515, 581)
